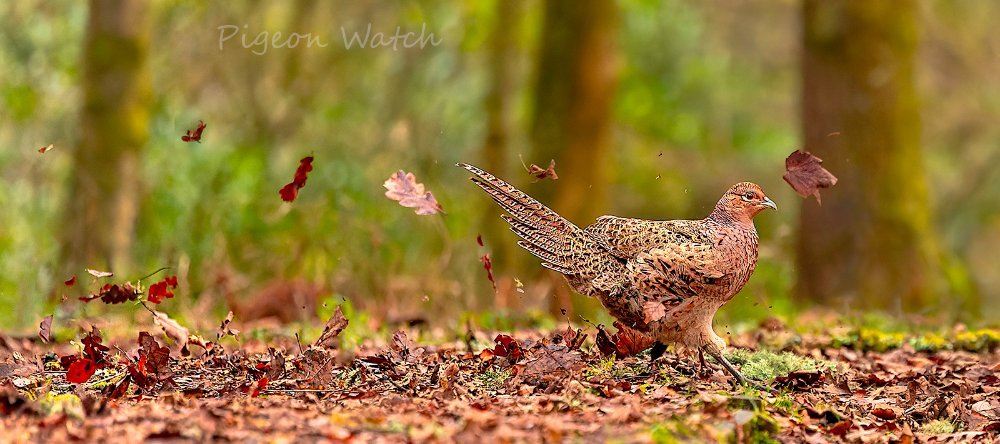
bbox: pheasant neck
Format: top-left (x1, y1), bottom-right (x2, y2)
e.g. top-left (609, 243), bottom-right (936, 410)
top-left (707, 204), bottom-right (755, 230)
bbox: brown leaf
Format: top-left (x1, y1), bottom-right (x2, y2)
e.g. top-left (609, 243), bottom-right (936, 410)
top-left (383, 170), bottom-right (444, 215)
top-left (612, 322), bottom-right (655, 357)
top-left (314, 306), bottom-right (349, 349)
top-left (152, 311), bottom-right (189, 351)
top-left (217, 311), bottom-right (239, 340)
top-left (783, 149), bottom-right (838, 204)
top-left (871, 404), bottom-right (900, 420)
top-left (527, 159), bottom-right (558, 181)
top-left (642, 301), bottom-right (666, 324)
top-left (38, 315), bottom-right (53, 343)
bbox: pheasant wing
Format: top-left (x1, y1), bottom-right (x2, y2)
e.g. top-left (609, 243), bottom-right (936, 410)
top-left (628, 244), bottom-right (725, 323)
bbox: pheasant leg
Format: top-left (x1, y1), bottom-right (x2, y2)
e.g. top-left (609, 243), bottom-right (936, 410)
top-left (702, 346), bottom-right (768, 392)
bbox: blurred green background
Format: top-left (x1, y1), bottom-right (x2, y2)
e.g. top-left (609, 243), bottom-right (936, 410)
top-left (1, 0), bottom-right (998, 333)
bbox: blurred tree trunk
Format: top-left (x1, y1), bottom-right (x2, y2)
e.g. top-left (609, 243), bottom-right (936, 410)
top-left (479, 0), bottom-right (524, 309)
top-left (798, 0), bottom-right (937, 312)
top-left (63, 0), bottom-right (151, 275)
top-left (530, 0), bottom-right (620, 315)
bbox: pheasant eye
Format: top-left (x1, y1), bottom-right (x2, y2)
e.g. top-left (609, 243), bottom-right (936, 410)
top-left (742, 192), bottom-right (754, 200)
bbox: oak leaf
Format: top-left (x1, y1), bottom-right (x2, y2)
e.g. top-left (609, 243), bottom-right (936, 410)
top-left (383, 170), bottom-right (444, 215)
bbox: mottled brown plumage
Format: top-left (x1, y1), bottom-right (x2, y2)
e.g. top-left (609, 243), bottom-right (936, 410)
top-left (459, 163), bottom-right (776, 388)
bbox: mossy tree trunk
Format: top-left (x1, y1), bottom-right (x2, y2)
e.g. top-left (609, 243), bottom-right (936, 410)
top-left (798, 0), bottom-right (937, 312)
top-left (530, 0), bottom-right (620, 315)
top-left (479, 0), bottom-right (525, 308)
top-left (63, 0), bottom-right (151, 275)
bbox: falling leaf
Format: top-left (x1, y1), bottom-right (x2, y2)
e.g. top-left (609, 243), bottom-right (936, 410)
top-left (80, 282), bottom-right (141, 304)
top-left (514, 278), bottom-right (524, 294)
top-left (181, 120), bottom-right (206, 143)
top-left (66, 359), bottom-right (97, 384)
top-left (64, 276), bottom-right (76, 286)
top-left (526, 159), bottom-right (559, 181)
top-left (558, 326), bottom-right (587, 351)
top-left (783, 149), bottom-right (838, 204)
top-left (476, 234), bottom-right (484, 247)
top-left (314, 305), bottom-right (349, 349)
top-left (152, 311), bottom-right (189, 351)
top-left (217, 311), bottom-right (239, 340)
top-left (279, 156), bottom-right (314, 202)
top-left (136, 331), bottom-right (170, 375)
top-left (147, 275), bottom-right (178, 304)
top-left (38, 144), bottom-right (54, 154)
top-left (595, 325), bottom-right (617, 356)
top-left (86, 269), bottom-right (113, 278)
top-left (383, 170), bottom-right (444, 215)
top-left (642, 301), bottom-right (666, 324)
top-left (38, 316), bottom-right (53, 343)
top-left (479, 253), bottom-right (496, 291)
top-left (492, 334), bottom-right (524, 363)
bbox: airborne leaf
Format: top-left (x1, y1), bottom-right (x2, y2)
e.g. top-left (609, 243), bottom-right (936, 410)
top-left (279, 156), bottom-right (315, 202)
top-left (38, 315), bottom-right (53, 343)
top-left (783, 149), bottom-right (838, 204)
top-left (527, 159), bottom-right (559, 181)
top-left (383, 170), bottom-right (444, 215)
top-left (181, 120), bottom-right (206, 143)
top-left (314, 305), bottom-right (349, 349)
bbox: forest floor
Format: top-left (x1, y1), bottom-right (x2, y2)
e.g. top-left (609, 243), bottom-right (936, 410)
top-left (1, 311), bottom-right (998, 443)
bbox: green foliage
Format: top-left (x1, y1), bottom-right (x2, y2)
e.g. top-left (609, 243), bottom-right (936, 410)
top-left (919, 419), bottom-right (956, 434)
top-left (473, 367), bottom-right (511, 391)
top-left (724, 349), bottom-right (832, 381)
top-left (953, 329), bottom-right (1000, 352)
top-left (649, 416), bottom-right (700, 443)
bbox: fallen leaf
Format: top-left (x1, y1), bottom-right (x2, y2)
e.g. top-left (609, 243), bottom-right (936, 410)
top-left (493, 334), bottom-right (524, 363)
top-left (86, 269), bottom-right (113, 278)
top-left (642, 301), bottom-right (666, 324)
top-left (250, 376), bottom-right (269, 397)
top-left (38, 144), bottom-right (54, 154)
top-left (314, 306), bottom-right (349, 349)
top-left (66, 359), bottom-right (97, 384)
top-left (612, 322), bottom-right (655, 357)
top-left (595, 325), bottom-right (617, 356)
top-left (38, 316), bottom-right (53, 343)
top-left (527, 159), bottom-right (558, 181)
top-left (181, 120), bottom-right (206, 143)
top-left (383, 170), bottom-right (444, 215)
top-left (871, 404), bottom-right (900, 420)
top-left (279, 156), bottom-right (314, 202)
top-left (783, 149), bottom-right (838, 204)
top-left (152, 311), bottom-right (189, 351)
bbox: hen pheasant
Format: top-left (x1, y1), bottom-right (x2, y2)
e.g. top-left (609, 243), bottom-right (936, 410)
top-left (459, 163), bottom-right (776, 388)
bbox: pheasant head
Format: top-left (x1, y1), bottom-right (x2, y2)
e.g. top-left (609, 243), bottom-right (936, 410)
top-left (709, 182), bottom-right (776, 225)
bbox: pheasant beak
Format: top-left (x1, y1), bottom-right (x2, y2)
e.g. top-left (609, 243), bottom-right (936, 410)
top-left (761, 197), bottom-right (777, 210)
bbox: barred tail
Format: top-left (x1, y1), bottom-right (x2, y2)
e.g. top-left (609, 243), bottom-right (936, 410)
top-left (458, 163), bottom-right (581, 274)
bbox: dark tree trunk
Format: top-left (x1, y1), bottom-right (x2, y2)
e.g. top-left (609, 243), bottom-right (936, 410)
top-left (798, 0), bottom-right (936, 312)
top-left (530, 0), bottom-right (620, 315)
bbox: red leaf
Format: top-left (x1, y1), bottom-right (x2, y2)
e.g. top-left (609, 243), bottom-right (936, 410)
top-left (279, 156), bottom-right (314, 202)
top-left (595, 325), bottom-right (617, 356)
top-left (782, 149), bottom-right (838, 204)
top-left (595, 323), bottom-right (654, 357)
top-left (38, 144), bottom-right (54, 154)
top-left (64, 276), bottom-right (76, 286)
top-left (81, 326), bottom-right (110, 366)
top-left (383, 170), bottom-right (444, 215)
top-left (527, 159), bottom-right (559, 181)
top-left (479, 253), bottom-right (496, 291)
top-left (147, 275), bottom-right (178, 304)
top-left (250, 376), bottom-right (269, 397)
top-left (181, 120), bottom-right (206, 143)
top-left (476, 234), bottom-right (484, 247)
top-left (66, 359), bottom-right (97, 384)
top-left (492, 334), bottom-right (524, 363)
top-left (38, 315), bottom-right (53, 343)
